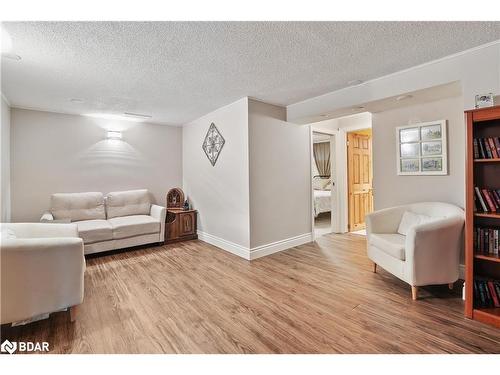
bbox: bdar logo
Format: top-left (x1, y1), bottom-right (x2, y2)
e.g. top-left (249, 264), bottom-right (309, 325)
top-left (1, 340), bottom-right (17, 354)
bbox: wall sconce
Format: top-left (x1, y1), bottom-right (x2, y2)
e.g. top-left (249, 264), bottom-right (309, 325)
top-left (106, 130), bottom-right (122, 140)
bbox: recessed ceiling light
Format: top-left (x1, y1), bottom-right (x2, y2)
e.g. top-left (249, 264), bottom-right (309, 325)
top-left (70, 98), bottom-right (85, 103)
top-left (396, 94), bottom-right (413, 101)
top-left (1, 53), bottom-right (21, 61)
top-left (347, 79), bottom-right (363, 86)
top-left (123, 112), bottom-right (152, 120)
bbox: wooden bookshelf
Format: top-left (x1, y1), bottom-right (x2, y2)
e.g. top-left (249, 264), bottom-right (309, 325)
top-left (465, 105), bottom-right (500, 329)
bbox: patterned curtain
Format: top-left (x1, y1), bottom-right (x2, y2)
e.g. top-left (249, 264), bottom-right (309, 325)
top-left (313, 142), bottom-right (331, 177)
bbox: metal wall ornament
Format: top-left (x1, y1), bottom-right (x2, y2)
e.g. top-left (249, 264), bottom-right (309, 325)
top-left (202, 122), bottom-right (225, 166)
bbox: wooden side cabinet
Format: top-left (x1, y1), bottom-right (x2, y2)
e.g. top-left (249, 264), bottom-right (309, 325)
top-left (165, 209), bottom-right (198, 244)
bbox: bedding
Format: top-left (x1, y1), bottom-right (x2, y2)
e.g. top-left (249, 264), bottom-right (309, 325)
top-left (314, 189), bottom-right (331, 217)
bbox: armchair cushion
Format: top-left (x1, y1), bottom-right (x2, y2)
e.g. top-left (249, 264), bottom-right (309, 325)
top-left (369, 233), bottom-right (406, 260)
top-left (397, 211), bottom-right (437, 236)
top-left (108, 215), bottom-right (160, 239)
top-left (75, 219), bottom-right (113, 244)
top-left (106, 189), bottom-right (151, 219)
top-left (51, 192), bottom-right (105, 222)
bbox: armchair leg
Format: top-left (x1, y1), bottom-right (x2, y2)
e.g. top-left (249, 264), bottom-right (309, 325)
top-left (448, 283), bottom-right (454, 290)
top-left (411, 286), bottom-right (418, 300)
top-left (69, 305), bottom-right (78, 322)
top-left (373, 263), bottom-right (377, 273)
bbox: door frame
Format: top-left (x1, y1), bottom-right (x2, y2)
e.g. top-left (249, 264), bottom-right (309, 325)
top-left (335, 122), bottom-right (372, 233)
top-left (310, 120), bottom-right (373, 236)
top-left (311, 129), bottom-right (337, 239)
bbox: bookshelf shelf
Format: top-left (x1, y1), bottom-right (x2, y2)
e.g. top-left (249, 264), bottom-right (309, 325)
top-left (474, 158), bottom-right (500, 163)
top-left (473, 212), bottom-right (500, 219)
top-left (473, 308), bottom-right (500, 328)
top-left (474, 254), bottom-right (500, 263)
top-left (465, 105), bottom-right (500, 329)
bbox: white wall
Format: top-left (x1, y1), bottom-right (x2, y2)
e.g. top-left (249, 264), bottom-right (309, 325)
top-left (1, 95), bottom-right (11, 222)
top-left (248, 99), bottom-right (312, 250)
top-left (288, 42), bottom-right (500, 122)
top-left (372, 95), bottom-right (464, 210)
top-left (10, 108), bottom-right (182, 222)
top-left (183, 97), bottom-right (251, 250)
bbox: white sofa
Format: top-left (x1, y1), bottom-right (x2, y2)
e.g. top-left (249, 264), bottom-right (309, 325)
top-left (365, 202), bottom-right (464, 300)
top-left (0, 223), bottom-right (85, 325)
top-left (41, 189), bottom-right (166, 255)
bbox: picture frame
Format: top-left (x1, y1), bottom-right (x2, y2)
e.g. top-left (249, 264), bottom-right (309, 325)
top-left (475, 93), bottom-right (494, 109)
top-left (396, 120), bottom-right (447, 175)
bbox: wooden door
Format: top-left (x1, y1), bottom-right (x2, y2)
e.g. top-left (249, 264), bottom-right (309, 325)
top-left (347, 132), bottom-right (373, 231)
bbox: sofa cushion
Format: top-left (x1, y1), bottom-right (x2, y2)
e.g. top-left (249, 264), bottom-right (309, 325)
top-left (51, 192), bottom-right (106, 222)
top-left (106, 189), bottom-right (151, 219)
top-left (76, 219), bottom-right (113, 244)
top-left (369, 233), bottom-right (406, 261)
top-left (108, 215), bottom-right (160, 240)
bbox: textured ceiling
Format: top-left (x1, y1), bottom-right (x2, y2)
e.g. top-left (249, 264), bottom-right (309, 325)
top-left (2, 22), bottom-right (500, 125)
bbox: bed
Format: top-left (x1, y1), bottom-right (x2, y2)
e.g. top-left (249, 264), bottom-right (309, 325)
top-left (314, 189), bottom-right (331, 217)
top-left (313, 177), bottom-right (332, 217)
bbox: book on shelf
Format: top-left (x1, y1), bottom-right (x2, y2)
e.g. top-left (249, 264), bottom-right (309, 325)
top-left (474, 187), bottom-right (500, 213)
top-left (474, 137), bottom-right (500, 159)
top-left (474, 227), bottom-right (499, 255)
top-left (474, 278), bottom-right (500, 308)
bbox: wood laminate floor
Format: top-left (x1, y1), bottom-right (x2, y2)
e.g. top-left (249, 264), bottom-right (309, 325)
top-left (2, 233), bottom-right (499, 353)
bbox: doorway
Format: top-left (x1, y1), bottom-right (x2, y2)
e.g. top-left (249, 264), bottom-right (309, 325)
top-left (312, 131), bottom-right (334, 238)
top-left (310, 112), bottom-right (373, 237)
top-left (347, 129), bottom-right (373, 233)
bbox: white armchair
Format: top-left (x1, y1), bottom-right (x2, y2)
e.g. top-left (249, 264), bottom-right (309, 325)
top-left (366, 202), bottom-right (464, 300)
top-left (0, 223), bottom-right (85, 325)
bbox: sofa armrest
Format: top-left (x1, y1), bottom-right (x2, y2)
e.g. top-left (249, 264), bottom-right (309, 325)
top-left (405, 216), bottom-right (464, 286)
top-left (40, 211), bottom-right (54, 222)
top-left (0, 237), bottom-right (85, 324)
top-left (150, 204), bottom-right (166, 242)
top-left (2, 223), bottom-right (79, 239)
top-left (366, 206), bottom-right (407, 236)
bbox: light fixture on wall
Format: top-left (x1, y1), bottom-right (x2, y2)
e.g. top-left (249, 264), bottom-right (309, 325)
top-left (106, 130), bottom-right (122, 140)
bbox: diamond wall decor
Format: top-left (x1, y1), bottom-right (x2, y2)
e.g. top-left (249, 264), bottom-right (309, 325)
top-left (202, 122), bottom-right (225, 166)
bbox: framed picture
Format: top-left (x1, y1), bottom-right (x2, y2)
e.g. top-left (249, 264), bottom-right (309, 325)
top-left (400, 159), bottom-right (420, 173)
top-left (421, 124), bottom-right (442, 140)
top-left (421, 157), bottom-right (442, 172)
top-left (399, 127), bottom-right (419, 143)
top-left (421, 141), bottom-right (442, 156)
top-left (396, 120), bottom-right (447, 175)
top-left (400, 143), bottom-right (419, 158)
top-left (475, 93), bottom-right (494, 109)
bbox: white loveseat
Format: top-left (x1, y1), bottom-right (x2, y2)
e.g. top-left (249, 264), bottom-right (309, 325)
top-left (1, 223), bottom-right (85, 325)
top-left (41, 189), bottom-right (166, 255)
top-left (366, 202), bottom-right (464, 300)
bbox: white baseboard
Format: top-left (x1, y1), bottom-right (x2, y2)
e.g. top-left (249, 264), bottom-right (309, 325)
top-left (197, 231), bottom-right (313, 261)
top-left (459, 264), bottom-right (465, 280)
top-left (197, 231), bottom-right (250, 260)
top-left (249, 233), bottom-right (313, 260)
